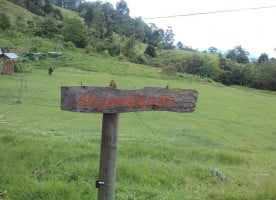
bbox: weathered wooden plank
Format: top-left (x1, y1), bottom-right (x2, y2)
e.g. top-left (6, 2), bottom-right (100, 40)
top-left (61, 86), bottom-right (198, 113)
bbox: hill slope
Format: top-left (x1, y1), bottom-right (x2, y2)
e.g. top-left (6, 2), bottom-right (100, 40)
top-left (0, 64), bottom-right (275, 199)
top-left (0, 3), bottom-right (276, 199)
top-left (0, 0), bottom-right (37, 22)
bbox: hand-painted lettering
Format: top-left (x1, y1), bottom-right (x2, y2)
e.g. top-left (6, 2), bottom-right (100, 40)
top-left (75, 94), bottom-right (175, 111)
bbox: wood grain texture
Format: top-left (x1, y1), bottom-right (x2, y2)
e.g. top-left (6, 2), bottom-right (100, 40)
top-left (61, 86), bottom-right (198, 113)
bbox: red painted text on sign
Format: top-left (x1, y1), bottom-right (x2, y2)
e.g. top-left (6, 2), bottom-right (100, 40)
top-left (76, 94), bottom-right (175, 111)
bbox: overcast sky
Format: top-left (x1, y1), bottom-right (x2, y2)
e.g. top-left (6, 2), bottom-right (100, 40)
top-left (88, 0), bottom-right (276, 57)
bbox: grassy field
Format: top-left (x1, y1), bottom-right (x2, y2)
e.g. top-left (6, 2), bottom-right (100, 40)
top-left (1, 55), bottom-right (276, 199)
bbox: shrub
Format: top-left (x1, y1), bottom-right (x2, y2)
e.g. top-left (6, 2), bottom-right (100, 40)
top-left (184, 54), bottom-right (203, 75)
top-left (252, 62), bottom-right (276, 91)
top-left (107, 44), bottom-right (120, 57)
top-left (144, 45), bottom-right (157, 57)
top-left (63, 41), bottom-right (76, 50)
top-left (61, 18), bottom-right (88, 48)
top-left (14, 61), bottom-right (32, 73)
top-left (218, 71), bottom-right (232, 85)
top-left (161, 66), bottom-right (177, 76)
top-left (135, 55), bottom-right (149, 65)
top-left (0, 13), bottom-right (11, 30)
top-left (199, 62), bottom-right (212, 78)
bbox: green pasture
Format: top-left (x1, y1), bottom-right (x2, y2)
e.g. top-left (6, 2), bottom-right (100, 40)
top-left (0, 60), bottom-right (276, 199)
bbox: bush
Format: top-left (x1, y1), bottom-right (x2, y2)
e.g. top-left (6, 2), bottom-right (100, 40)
top-left (218, 71), bottom-right (232, 85)
top-left (184, 54), bottom-right (203, 75)
top-left (144, 45), bottom-right (157, 57)
top-left (252, 62), bottom-right (276, 91)
top-left (161, 66), bottom-right (177, 76)
top-left (63, 41), bottom-right (76, 50)
top-left (14, 61), bottom-right (32, 73)
top-left (135, 55), bottom-right (149, 65)
top-left (0, 13), bottom-right (12, 30)
top-left (199, 62), bottom-right (212, 78)
top-left (95, 43), bottom-right (106, 53)
top-left (107, 44), bottom-right (120, 57)
top-left (61, 18), bottom-right (88, 48)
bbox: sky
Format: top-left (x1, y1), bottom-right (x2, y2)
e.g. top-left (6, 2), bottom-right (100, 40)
top-left (88, 0), bottom-right (276, 57)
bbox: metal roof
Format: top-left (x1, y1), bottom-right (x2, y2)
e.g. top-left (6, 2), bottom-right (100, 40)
top-left (3, 53), bottom-right (19, 59)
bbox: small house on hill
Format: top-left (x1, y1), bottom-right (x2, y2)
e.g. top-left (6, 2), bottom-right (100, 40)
top-left (0, 53), bottom-right (19, 74)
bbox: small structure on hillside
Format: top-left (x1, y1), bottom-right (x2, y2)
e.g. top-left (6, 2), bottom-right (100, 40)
top-left (48, 52), bottom-right (62, 58)
top-left (0, 53), bottom-right (19, 74)
top-left (22, 52), bottom-right (42, 61)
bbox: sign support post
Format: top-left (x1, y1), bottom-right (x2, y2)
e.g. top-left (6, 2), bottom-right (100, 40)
top-left (97, 113), bottom-right (119, 200)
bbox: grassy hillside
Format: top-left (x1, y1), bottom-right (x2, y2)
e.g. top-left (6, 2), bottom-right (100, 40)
top-left (1, 55), bottom-right (276, 199)
top-left (1, 2), bottom-right (276, 199)
top-left (54, 5), bottom-right (83, 21)
top-left (0, 0), bottom-right (82, 21)
top-left (0, 0), bottom-right (37, 23)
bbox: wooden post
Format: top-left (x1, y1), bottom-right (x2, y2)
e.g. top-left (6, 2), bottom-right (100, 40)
top-left (96, 81), bottom-right (119, 200)
top-left (97, 113), bottom-right (119, 200)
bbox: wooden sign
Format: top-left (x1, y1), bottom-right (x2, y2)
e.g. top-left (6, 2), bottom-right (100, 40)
top-left (61, 86), bottom-right (198, 113)
top-left (61, 83), bottom-right (198, 200)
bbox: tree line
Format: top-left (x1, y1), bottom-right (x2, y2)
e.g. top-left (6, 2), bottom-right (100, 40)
top-left (157, 45), bottom-right (276, 91)
top-left (1, 0), bottom-right (275, 91)
top-left (5, 0), bottom-right (174, 50)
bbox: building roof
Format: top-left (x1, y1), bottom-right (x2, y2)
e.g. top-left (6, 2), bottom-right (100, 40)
top-left (3, 53), bottom-right (19, 59)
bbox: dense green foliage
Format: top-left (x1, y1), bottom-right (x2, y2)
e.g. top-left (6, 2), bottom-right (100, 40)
top-left (144, 45), bottom-right (157, 57)
top-left (61, 18), bottom-right (88, 48)
top-left (2, 0), bottom-right (276, 92)
top-left (150, 49), bottom-right (276, 91)
top-left (6, 0), bottom-right (174, 49)
top-left (226, 45), bottom-right (249, 64)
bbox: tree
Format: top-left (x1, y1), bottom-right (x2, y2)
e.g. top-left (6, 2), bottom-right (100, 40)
top-left (101, 2), bottom-right (116, 36)
top-left (162, 26), bottom-right (175, 50)
top-left (25, 0), bottom-right (45, 16)
top-left (62, 18), bottom-right (88, 48)
top-left (208, 46), bottom-right (218, 54)
top-left (257, 53), bottom-right (269, 64)
top-left (83, 4), bottom-right (95, 27)
top-left (93, 9), bottom-right (107, 39)
top-left (51, 0), bottom-right (80, 10)
top-left (132, 17), bottom-right (148, 42)
top-left (116, 0), bottom-right (129, 16)
top-left (43, 0), bottom-right (52, 14)
top-left (35, 17), bottom-right (59, 38)
top-left (148, 23), bottom-right (163, 47)
top-left (123, 36), bottom-right (136, 58)
top-left (226, 45), bottom-right (249, 64)
top-left (176, 41), bottom-right (184, 50)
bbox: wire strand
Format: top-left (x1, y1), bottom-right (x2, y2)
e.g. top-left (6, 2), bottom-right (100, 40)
top-left (142, 5), bottom-right (276, 20)
top-left (86, 4), bottom-right (276, 25)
